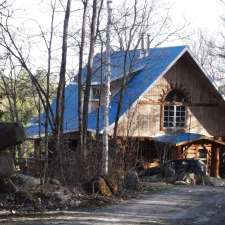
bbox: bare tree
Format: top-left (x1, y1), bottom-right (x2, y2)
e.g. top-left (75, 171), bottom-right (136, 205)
top-left (82, 0), bottom-right (102, 159)
top-left (188, 30), bottom-right (224, 82)
top-left (77, 0), bottom-right (89, 163)
top-left (112, 0), bottom-right (186, 138)
top-left (55, 0), bottom-right (72, 183)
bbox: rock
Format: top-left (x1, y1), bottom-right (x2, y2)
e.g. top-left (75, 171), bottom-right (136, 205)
top-left (164, 164), bottom-right (177, 184)
top-left (163, 159), bottom-right (205, 185)
top-left (47, 178), bottom-right (61, 186)
top-left (205, 176), bottom-right (225, 187)
top-left (83, 177), bottom-right (112, 197)
top-left (0, 178), bottom-right (18, 193)
top-left (13, 174), bottom-right (40, 188)
top-left (52, 190), bottom-right (71, 202)
top-left (96, 177), bottom-right (112, 197)
top-left (0, 150), bottom-right (15, 178)
top-left (15, 191), bottom-right (35, 205)
top-left (104, 172), bottom-right (124, 194)
top-left (0, 122), bottom-right (25, 151)
top-left (125, 170), bottom-right (139, 190)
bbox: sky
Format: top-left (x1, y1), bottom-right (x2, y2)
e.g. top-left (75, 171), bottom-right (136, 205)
top-left (12, 0), bottom-right (224, 34)
top-left (170, 0), bottom-right (223, 33)
top-left (6, 0), bottom-right (225, 80)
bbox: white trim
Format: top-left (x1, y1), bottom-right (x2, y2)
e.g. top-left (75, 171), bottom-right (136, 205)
top-left (105, 46), bottom-right (189, 132)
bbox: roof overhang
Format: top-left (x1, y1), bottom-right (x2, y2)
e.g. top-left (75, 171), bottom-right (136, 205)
top-left (153, 132), bottom-right (225, 146)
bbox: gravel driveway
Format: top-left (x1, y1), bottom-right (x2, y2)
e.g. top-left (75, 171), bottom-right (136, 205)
top-left (1, 185), bottom-right (225, 225)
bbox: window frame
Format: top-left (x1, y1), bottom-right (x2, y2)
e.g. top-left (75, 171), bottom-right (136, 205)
top-left (162, 90), bottom-right (187, 130)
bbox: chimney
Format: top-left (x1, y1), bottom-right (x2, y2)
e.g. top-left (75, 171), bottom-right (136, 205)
top-left (147, 34), bottom-right (150, 56)
top-left (139, 33), bottom-right (146, 58)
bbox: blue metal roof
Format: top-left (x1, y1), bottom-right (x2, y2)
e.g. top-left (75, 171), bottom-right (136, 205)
top-left (153, 133), bottom-right (206, 145)
top-left (26, 45), bottom-right (187, 138)
top-left (88, 46), bottom-right (186, 130)
top-left (26, 83), bottom-right (79, 138)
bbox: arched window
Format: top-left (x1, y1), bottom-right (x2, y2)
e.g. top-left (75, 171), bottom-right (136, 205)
top-left (163, 90), bottom-right (186, 128)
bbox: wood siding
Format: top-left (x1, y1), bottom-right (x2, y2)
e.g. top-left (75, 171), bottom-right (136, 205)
top-left (114, 55), bottom-right (225, 138)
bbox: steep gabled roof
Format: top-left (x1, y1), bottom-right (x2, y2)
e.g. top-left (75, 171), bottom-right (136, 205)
top-left (26, 45), bottom-right (188, 138)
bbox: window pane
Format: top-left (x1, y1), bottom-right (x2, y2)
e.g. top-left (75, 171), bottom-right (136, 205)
top-left (169, 111), bottom-right (174, 116)
top-left (169, 122), bottom-right (173, 127)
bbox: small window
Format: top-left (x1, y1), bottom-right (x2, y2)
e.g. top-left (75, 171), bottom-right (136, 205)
top-left (91, 86), bottom-right (100, 100)
top-left (163, 90), bottom-right (186, 128)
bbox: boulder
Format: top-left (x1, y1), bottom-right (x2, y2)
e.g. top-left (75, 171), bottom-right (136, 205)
top-left (125, 170), bottom-right (139, 190)
top-left (0, 150), bottom-right (15, 178)
top-left (0, 123), bottom-right (25, 151)
top-left (83, 176), bottom-right (112, 197)
top-left (0, 178), bottom-right (18, 193)
top-left (13, 174), bottom-right (40, 188)
top-left (163, 159), bottom-right (205, 185)
top-left (96, 177), bottom-right (112, 197)
top-left (204, 176), bottom-right (225, 187)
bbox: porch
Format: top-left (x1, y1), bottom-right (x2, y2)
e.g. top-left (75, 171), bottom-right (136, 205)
top-left (138, 133), bottom-right (225, 177)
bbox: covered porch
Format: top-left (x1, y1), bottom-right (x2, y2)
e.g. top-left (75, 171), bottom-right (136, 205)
top-left (152, 133), bottom-right (225, 177)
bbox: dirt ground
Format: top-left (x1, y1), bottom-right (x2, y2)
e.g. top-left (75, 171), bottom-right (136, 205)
top-left (1, 185), bottom-right (225, 225)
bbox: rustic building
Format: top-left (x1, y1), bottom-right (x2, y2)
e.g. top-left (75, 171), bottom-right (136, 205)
top-left (27, 45), bottom-right (225, 177)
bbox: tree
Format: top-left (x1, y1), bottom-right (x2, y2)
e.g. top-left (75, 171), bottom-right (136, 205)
top-left (82, 0), bottom-right (103, 161)
top-left (112, 0), bottom-right (186, 138)
top-left (55, 0), bottom-right (72, 184)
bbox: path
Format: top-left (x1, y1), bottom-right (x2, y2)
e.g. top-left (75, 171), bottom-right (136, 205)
top-left (1, 185), bottom-right (225, 225)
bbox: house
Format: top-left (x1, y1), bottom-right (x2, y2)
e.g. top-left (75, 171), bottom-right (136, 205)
top-left (26, 45), bottom-right (225, 177)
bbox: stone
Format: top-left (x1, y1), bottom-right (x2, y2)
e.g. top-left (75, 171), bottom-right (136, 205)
top-left (83, 176), bottom-right (112, 197)
top-left (0, 151), bottom-right (15, 178)
top-left (15, 191), bottom-right (35, 205)
top-left (13, 174), bottom-right (40, 188)
top-left (0, 178), bottom-right (18, 193)
top-left (0, 122), bottom-right (25, 151)
top-left (125, 170), bottom-right (139, 190)
top-left (96, 177), bottom-right (112, 197)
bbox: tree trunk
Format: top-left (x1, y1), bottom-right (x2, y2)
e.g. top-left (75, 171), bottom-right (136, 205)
top-left (82, 0), bottom-right (98, 161)
top-left (77, 0), bottom-right (88, 162)
top-left (55, 0), bottom-right (71, 184)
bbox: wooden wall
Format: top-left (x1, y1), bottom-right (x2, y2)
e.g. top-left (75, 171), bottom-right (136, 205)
top-left (114, 54), bottom-right (225, 138)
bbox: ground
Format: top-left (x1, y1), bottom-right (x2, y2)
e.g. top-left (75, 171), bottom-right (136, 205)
top-left (1, 185), bottom-right (225, 225)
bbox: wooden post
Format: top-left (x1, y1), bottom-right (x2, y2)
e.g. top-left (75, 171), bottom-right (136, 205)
top-left (211, 144), bottom-right (220, 177)
top-left (214, 146), bottom-right (220, 177)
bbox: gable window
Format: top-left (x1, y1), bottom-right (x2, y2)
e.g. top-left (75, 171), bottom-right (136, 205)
top-left (163, 90), bottom-right (186, 128)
